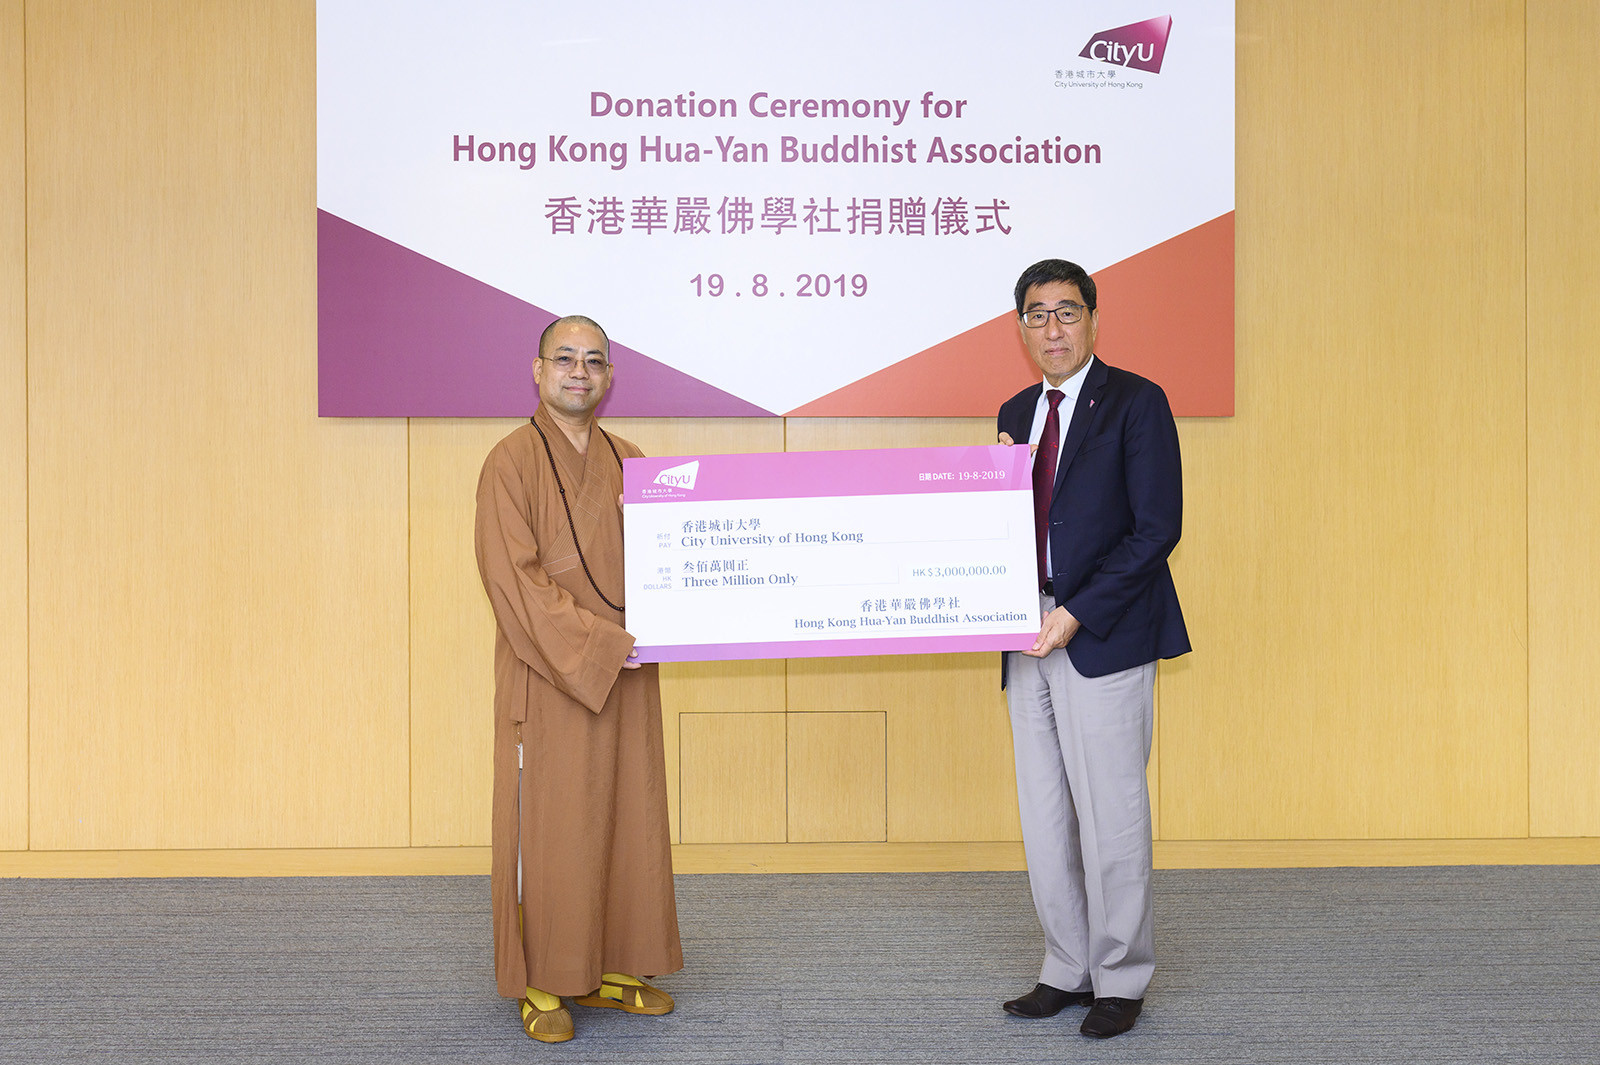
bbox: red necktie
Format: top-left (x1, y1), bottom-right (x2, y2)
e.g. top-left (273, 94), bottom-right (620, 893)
top-left (1033, 389), bottom-right (1065, 589)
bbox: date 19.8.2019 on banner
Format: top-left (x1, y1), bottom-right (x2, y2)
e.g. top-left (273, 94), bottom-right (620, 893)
top-left (689, 273), bottom-right (868, 298)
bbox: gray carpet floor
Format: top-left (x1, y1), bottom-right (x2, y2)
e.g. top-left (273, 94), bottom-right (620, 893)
top-left (1, 866), bottom-right (1597, 1063)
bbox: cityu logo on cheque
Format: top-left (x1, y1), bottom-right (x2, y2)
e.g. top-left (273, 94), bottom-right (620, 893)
top-left (1079, 15), bottom-right (1173, 74)
top-left (653, 460), bottom-right (700, 490)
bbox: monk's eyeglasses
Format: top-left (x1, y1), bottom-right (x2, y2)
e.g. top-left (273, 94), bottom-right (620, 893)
top-left (539, 354), bottom-right (612, 373)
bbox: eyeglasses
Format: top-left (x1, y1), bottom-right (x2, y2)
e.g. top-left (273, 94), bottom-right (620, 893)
top-left (540, 354), bottom-right (612, 373)
top-left (1021, 304), bottom-right (1088, 328)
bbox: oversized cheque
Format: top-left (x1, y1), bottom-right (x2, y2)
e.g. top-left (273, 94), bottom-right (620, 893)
top-left (622, 445), bottom-right (1039, 662)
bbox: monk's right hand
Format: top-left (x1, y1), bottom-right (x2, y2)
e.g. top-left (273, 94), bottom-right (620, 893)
top-left (621, 650), bottom-right (642, 670)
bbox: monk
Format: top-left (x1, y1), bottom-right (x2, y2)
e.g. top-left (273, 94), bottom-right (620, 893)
top-left (474, 315), bottom-right (682, 1043)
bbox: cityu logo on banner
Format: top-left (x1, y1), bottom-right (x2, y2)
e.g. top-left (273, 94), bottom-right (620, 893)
top-left (1079, 15), bottom-right (1173, 74)
top-left (653, 460), bottom-right (700, 490)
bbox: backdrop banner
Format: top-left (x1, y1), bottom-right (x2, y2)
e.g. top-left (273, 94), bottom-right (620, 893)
top-left (317, 1), bottom-right (1235, 417)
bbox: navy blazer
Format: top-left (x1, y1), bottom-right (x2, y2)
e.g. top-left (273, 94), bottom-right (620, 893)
top-left (998, 358), bottom-right (1191, 678)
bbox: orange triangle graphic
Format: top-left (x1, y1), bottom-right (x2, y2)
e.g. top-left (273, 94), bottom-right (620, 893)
top-left (785, 213), bottom-right (1234, 417)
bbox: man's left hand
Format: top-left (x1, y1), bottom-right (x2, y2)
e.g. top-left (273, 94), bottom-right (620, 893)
top-left (998, 431), bottom-right (1039, 455)
top-left (1022, 606), bottom-right (1079, 658)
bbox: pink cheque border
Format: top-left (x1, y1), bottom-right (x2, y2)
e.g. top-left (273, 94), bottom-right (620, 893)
top-left (635, 630), bottom-right (1038, 663)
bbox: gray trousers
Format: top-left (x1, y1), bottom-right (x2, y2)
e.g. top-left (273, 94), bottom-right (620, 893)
top-left (1006, 602), bottom-right (1156, 1000)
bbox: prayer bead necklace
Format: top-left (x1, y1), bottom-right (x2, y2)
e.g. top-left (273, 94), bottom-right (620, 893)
top-left (530, 416), bottom-right (627, 613)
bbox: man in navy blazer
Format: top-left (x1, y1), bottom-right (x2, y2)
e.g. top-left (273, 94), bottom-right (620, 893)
top-left (996, 259), bottom-right (1189, 1039)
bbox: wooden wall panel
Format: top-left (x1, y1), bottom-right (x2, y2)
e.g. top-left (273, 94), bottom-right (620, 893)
top-left (790, 408), bottom-right (1017, 841)
top-left (1149, 681), bottom-right (1160, 840)
top-left (8, 0), bottom-right (1586, 871)
top-left (678, 712), bottom-right (785, 843)
top-left (661, 676), bottom-right (678, 844)
top-left (1528, 0), bottom-right (1600, 836)
top-left (659, 660), bottom-right (785, 715)
top-left (1161, 0), bottom-right (1528, 840)
top-left (657, 658), bottom-right (787, 844)
top-left (0, 0), bottom-right (26, 849)
top-left (408, 418), bottom-right (521, 846)
top-left (787, 711), bottom-right (886, 842)
top-left (25, 1), bottom-right (410, 849)
top-left (600, 416), bottom-right (784, 461)
top-left (789, 653), bottom-right (1021, 841)
top-left (786, 417), bottom-right (990, 453)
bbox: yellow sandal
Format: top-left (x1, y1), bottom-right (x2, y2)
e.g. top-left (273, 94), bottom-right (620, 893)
top-left (573, 976), bottom-right (674, 1016)
top-left (520, 996), bottom-right (575, 1042)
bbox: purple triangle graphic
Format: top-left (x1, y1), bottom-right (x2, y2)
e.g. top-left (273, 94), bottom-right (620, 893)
top-left (318, 211), bottom-right (775, 417)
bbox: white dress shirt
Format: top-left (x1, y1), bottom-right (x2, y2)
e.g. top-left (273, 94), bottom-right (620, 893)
top-left (1027, 355), bottom-right (1096, 577)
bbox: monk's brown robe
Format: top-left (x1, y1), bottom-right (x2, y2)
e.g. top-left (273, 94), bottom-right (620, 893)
top-left (474, 406), bottom-right (682, 998)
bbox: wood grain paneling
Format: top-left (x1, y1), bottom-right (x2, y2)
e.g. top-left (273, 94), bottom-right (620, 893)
top-left (658, 659), bottom-right (786, 844)
top-left (789, 653), bottom-right (1022, 841)
top-left (25, 1), bottom-right (410, 848)
top-left (786, 416), bottom-right (1017, 841)
top-left (669, 842), bottom-right (1025, 874)
top-left (678, 712), bottom-right (785, 843)
top-left (1527, 0), bottom-right (1600, 836)
top-left (600, 417), bottom-right (784, 461)
top-left (661, 677), bottom-right (679, 843)
top-left (1149, 678), bottom-right (1160, 840)
top-left (659, 660), bottom-right (786, 715)
top-left (785, 418), bottom-right (990, 453)
top-left (888, 688), bottom-right (1019, 843)
top-left (0, 0), bottom-right (26, 849)
top-left (1161, 0), bottom-right (1528, 840)
top-left (787, 711), bottom-right (886, 842)
top-left (408, 418), bottom-right (521, 846)
top-left (7, 0), bottom-right (1586, 871)
top-left (0, 846), bottom-right (492, 878)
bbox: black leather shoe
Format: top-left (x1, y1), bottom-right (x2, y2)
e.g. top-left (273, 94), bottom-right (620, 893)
top-left (1002, 983), bottom-right (1095, 1018)
top-left (1080, 996), bottom-right (1143, 1038)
